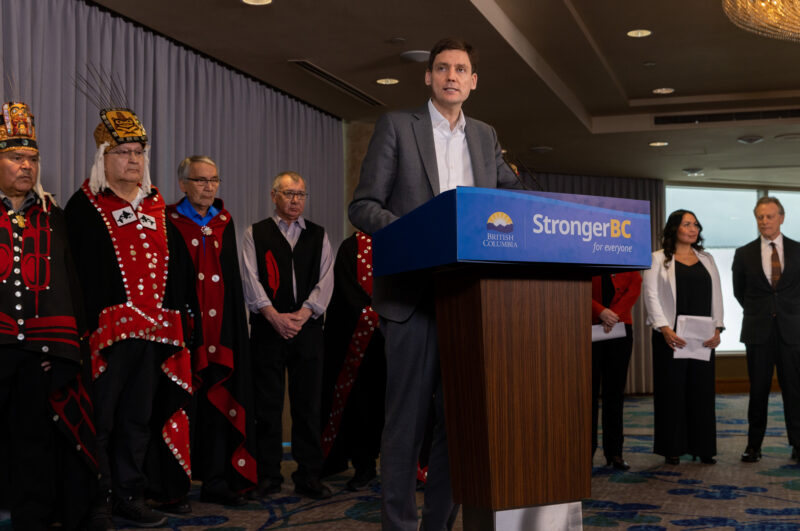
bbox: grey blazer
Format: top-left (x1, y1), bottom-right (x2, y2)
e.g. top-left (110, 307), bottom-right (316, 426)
top-left (348, 104), bottom-right (519, 322)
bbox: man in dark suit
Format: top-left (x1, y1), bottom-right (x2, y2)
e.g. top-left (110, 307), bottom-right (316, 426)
top-left (733, 196), bottom-right (800, 462)
top-left (348, 37), bottom-right (519, 531)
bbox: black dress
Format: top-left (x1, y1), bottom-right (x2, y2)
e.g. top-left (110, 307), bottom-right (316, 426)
top-left (652, 261), bottom-right (717, 458)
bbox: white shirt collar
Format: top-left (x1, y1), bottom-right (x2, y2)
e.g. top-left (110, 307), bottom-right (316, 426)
top-left (761, 233), bottom-right (783, 248)
top-left (272, 213), bottom-right (306, 230)
top-left (428, 99), bottom-right (466, 133)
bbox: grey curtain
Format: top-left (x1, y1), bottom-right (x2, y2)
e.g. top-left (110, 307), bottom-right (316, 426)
top-left (535, 172), bottom-right (665, 394)
top-left (0, 0), bottom-right (344, 247)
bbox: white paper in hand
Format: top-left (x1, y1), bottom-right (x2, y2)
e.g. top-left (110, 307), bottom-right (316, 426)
top-left (674, 315), bottom-right (714, 361)
top-left (591, 322), bottom-right (626, 342)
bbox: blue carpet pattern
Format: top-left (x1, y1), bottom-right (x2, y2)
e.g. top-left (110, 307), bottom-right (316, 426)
top-left (1, 393), bottom-right (798, 529)
top-left (585, 393), bottom-right (800, 530)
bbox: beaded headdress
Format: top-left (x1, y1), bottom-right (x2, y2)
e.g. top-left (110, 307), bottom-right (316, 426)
top-left (75, 67), bottom-right (151, 194)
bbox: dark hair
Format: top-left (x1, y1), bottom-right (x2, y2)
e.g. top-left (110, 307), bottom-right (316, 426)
top-left (661, 209), bottom-right (704, 265)
top-left (754, 196), bottom-right (785, 216)
top-left (427, 37), bottom-right (477, 73)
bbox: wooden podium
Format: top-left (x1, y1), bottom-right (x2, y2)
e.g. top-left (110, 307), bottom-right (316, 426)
top-left (372, 188), bottom-right (650, 529)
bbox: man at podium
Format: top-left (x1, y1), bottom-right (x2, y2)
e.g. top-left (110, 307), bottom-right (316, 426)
top-left (349, 37), bottom-right (519, 531)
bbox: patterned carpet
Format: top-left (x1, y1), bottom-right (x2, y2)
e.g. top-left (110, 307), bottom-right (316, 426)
top-left (2, 393), bottom-right (800, 530)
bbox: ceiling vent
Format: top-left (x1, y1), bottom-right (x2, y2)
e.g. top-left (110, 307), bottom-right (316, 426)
top-left (289, 60), bottom-right (385, 107)
top-left (654, 108), bottom-right (800, 126)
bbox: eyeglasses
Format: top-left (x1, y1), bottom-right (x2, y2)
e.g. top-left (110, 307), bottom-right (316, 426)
top-left (185, 177), bottom-right (221, 185)
top-left (106, 148), bottom-right (145, 158)
top-left (276, 190), bottom-right (308, 200)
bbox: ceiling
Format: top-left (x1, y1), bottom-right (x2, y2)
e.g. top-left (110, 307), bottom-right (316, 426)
top-left (93, 0), bottom-right (800, 187)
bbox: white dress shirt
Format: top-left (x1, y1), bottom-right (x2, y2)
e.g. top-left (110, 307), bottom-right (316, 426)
top-left (761, 233), bottom-right (784, 282)
top-left (241, 214), bottom-right (333, 318)
top-left (428, 99), bottom-right (474, 192)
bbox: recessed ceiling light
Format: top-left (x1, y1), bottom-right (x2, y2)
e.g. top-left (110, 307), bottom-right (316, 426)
top-left (376, 78), bottom-right (399, 85)
top-left (737, 135), bottom-right (763, 144)
top-left (682, 167), bottom-right (704, 177)
top-left (400, 50), bottom-right (430, 63)
top-left (242, 0), bottom-right (272, 4)
top-left (649, 141), bottom-right (669, 147)
top-left (627, 29), bottom-right (652, 38)
top-left (652, 87), bottom-right (675, 95)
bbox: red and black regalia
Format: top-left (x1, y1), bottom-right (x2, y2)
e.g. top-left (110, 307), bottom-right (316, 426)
top-left (320, 232), bottom-right (385, 484)
top-left (0, 194), bottom-right (99, 530)
top-left (0, 99), bottom-right (97, 531)
top-left (65, 180), bottom-right (199, 503)
top-left (167, 198), bottom-right (257, 495)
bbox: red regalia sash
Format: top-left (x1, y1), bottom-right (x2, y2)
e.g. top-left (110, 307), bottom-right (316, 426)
top-left (321, 231), bottom-right (378, 455)
top-left (167, 203), bottom-right (256, 484)
top-left (82, 181), bottom-right (192, 478)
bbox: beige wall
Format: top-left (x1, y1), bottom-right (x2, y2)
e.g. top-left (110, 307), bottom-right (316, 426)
top-left (342, 121), bottom-right (376, 235)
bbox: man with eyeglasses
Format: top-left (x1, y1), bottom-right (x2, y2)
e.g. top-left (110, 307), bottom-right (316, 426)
top-left (241, 171), bottom-right (334, 500)
top-left (0, 100), bottom-right (98, 530)
top-left (166, 156), bottom-right (257, 507)
top-left (65, 104), bottom-right (199, 528)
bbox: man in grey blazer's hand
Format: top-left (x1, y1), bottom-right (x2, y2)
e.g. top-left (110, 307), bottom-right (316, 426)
top-left (348, 37), bottom-right (519, 531)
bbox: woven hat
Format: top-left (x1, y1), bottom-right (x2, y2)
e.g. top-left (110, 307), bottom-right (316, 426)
top-left (75, 68), bottom-right (152, 194)
top-left (93, 107), bottom-right (147, 152)
top-left (0, 101), bottom-right (38, 153)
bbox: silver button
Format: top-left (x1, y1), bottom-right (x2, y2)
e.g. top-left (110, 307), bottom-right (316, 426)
top-left (15, 304), bottom-right (22, 311)
top-left (16, 333), bottom-right (24, 341)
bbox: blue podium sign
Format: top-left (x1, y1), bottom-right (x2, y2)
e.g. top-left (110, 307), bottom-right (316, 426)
top-left (372, 187), bottom-right (651, 276)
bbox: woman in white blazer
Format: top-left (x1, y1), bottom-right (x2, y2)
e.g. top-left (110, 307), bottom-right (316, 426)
top-left (643, 209), bottom-right (724, 465)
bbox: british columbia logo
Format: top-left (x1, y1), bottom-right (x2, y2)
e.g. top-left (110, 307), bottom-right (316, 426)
top-left (486, 212), bottom-right (514, 233)
top-left (484, 212), bottom-right (518, 247)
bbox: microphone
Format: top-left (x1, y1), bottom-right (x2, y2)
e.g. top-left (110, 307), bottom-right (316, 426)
top-left (502, 150), bottom-right (544, 191)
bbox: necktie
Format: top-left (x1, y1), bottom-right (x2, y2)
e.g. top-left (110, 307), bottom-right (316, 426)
top-left (771, 242), bottom-right (781, 288)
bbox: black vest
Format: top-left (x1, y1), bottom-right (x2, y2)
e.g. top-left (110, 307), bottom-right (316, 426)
top-left (252, 217), bottom-right (324, 319)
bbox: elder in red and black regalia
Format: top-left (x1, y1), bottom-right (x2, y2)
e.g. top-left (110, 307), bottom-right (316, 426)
top-left (0, 100), bottom-right (98, 530)
top-left (166, 155), bottom-right (257, 506)
top-left (320, 231), bottom-right (386, 491)
top-left (242, 171), bottom-right (334, 500)
top-left (65, 96), bottom-right (200, 528)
